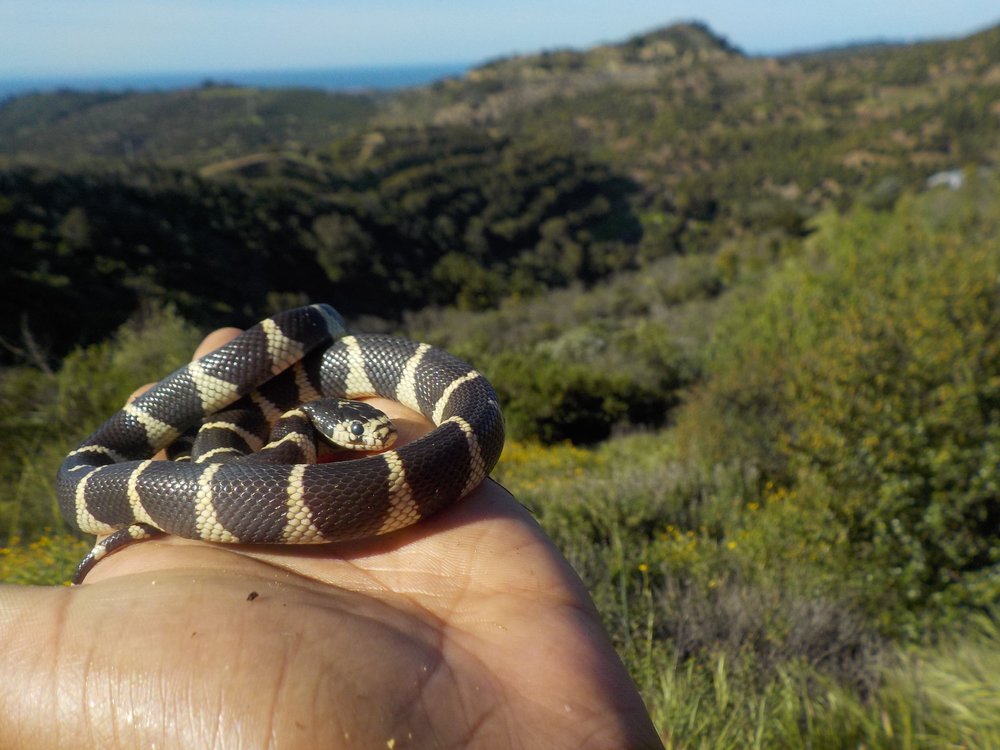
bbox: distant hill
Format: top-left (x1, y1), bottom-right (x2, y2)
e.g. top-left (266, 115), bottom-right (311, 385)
top-left (2, 19), bottom-right (1000, 360)
top-left (0, 23), bottom-right (744, 168)
top-left (471, 21), bottom-right (742, 74)
top-left (4, 18), bottom-right (999, 228)
top-left (0, 86), bottom-right (381, 166)
top-left (2, 19), bottom-right (998, 182)
top-left (379, 19), bottom-right (1000, 235)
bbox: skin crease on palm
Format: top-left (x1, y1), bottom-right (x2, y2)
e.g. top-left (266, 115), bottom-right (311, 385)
top-left (0, 327), bottom-right (665, 750)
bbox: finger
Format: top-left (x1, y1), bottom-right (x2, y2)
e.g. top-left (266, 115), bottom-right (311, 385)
top-left (123, 383), bottom-right (167, 464)
top-left (127, 382), bottom-right (156, 404)
top-left (194, 326), bottom-right (242, 360)
top-left (122, 326), bottom-right (243, 466)
top-left (125, 326), bottom-right (242, 405)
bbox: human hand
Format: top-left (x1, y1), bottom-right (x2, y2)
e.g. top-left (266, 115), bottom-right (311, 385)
top-left (0, 327), bottom-right (664, 749)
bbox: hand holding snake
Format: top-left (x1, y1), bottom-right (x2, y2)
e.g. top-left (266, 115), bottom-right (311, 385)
top-left (0, 322), bottom-right (664, 749)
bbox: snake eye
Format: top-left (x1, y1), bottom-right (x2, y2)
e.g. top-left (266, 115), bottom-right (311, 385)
top-left (349, 420), bottom-right (366, 438)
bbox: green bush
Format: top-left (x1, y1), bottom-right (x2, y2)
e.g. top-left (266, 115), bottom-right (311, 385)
top-left (679, 180), bottom-right (1000, 625)
top-left (484, 335), bottom-right (683, 443)
top-left (488, 350), bottom-right (646, 443)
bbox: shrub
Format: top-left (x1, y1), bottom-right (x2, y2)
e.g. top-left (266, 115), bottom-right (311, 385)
top-left (678, 180), bottom-right (1000, 624)
top-left (487, 348), bottom-right (674, 443)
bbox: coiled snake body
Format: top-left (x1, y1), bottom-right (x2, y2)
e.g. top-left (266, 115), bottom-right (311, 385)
top-left (57, 304), bottom-right (505, 581)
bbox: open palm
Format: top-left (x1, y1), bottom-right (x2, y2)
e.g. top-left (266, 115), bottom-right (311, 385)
top-left (0, 330), bottom-right (663, 749)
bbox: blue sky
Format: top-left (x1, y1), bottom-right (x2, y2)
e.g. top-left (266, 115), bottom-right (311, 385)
top-left (2, 0), bottom-right (999, 77)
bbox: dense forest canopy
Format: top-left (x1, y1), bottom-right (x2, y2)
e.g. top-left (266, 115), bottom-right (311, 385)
top-left (1, 138), bottom-right (639, 360)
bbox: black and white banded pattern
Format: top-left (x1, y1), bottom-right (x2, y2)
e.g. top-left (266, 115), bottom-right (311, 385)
top-left (57, 304), bottom-right (505, 580)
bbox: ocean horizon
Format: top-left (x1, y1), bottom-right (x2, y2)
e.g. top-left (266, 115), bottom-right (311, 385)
top-left (0, 62), bottom-right (471, 100)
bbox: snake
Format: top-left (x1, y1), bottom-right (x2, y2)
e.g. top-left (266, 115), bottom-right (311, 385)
top-left (56, 304), bottom-right (505, 583)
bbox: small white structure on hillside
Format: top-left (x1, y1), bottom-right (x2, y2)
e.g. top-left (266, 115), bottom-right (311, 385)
top-left (926, 170), bottom-right (965, 190)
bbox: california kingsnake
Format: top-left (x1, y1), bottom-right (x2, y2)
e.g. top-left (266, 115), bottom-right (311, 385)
top-left (57, 304), bottom-right (505, 581)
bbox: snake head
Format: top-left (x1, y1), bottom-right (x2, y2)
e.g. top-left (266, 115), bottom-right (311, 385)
top-left (301, 398), bottom-right (397, 452)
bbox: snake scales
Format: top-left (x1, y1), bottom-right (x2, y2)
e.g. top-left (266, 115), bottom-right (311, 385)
top-left (57, 304), bottom-right (505, 581)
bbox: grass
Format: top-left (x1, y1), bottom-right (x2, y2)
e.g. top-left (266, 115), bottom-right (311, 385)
top-left (495, 437), bottom-right (1000, 748)
top-left (639, 627), bottom-right (1000, 749)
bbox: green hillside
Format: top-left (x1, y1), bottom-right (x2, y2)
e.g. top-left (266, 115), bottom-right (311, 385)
top-left (2, 22), bottom-right (998, 357)
top-left (2, 20), bottom-right (999, 747)
top-left (0, 85), bottom-right (381, 166)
